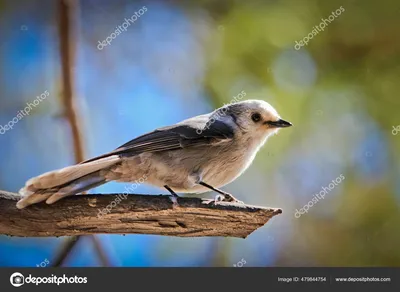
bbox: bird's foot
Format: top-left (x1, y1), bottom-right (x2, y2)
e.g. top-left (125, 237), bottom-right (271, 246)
top-left (165, 185), bottom-right (180, 208)
top-left (221, 192), bottom-right (244, 204)
top-left (166, 190), bottom-right (180, 208)
top-left (168, 195), bottom-right (180, 208)
top-left (203, 194), bottom-right (225, 205)
top-left (204, 194), bottom-right (245, 205)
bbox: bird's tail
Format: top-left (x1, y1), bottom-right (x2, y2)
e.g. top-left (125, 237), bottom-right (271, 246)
top-left (16, 155), bottom-right (120, 209)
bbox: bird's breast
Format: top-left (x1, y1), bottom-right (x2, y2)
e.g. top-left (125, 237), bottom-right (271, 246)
top-left (199, 143), bottom-right (260, 188)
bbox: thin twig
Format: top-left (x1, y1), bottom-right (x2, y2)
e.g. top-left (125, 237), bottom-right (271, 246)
top-left (51, 236), bottom-right (82, 267)
top-left (55, 0), bottom-right (111, 267)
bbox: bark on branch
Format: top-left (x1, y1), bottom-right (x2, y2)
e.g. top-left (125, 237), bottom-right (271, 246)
top-left (0, 190), bottom-right (282, 238)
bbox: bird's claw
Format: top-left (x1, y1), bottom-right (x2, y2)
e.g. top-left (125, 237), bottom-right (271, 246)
top-left (214, 194), bottom-right (225, 205)
top-left (231, 199), bottom-right (244, 204)
top-left (222, 193), bottom-right (244, 204)
top-left (203, 194), bottom-right (224, 205)
top-left (168, 195), bottom-right (179, 208)
top-left (203, 194), bottom-right (244, 205)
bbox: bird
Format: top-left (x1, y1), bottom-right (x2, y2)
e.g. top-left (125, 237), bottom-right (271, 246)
top-left (16, 99), bottom-right (292, 209)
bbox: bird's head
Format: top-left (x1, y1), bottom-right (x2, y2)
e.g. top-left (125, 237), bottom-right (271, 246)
top-left (220, 99), bottom-right (292, 145)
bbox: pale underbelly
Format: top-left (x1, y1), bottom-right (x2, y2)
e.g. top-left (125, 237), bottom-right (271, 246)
top-left (109, 145), bottom-right (257, 194)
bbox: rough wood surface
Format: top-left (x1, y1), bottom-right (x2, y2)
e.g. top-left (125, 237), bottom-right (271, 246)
top-left (0, 190), bottom-right (282, 238)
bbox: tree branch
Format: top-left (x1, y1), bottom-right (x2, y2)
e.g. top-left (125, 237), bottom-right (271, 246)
top-left (0, 191), bottom-right (282, 238)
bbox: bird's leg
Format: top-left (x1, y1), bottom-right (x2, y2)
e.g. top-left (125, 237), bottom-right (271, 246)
top-left (164, 185), bottom-right (179, 207)
top-left (198, 181), bottom-right (244, 204)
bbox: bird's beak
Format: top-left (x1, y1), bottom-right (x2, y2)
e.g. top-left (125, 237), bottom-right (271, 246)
top-left (267, 119), bottom-right (292, 128)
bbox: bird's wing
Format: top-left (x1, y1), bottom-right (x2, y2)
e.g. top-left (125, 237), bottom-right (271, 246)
top-left (81, 115), bottom-right (234, 164)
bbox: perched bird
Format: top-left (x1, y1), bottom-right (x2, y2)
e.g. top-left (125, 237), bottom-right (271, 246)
top-left (16, 99), bottom-right (292, 209)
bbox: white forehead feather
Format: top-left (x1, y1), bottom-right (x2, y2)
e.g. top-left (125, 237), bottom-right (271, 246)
top-left (234, 99), bottom-right (279, 117)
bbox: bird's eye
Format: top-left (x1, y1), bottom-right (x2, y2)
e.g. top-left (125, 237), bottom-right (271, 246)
top-left (251, 113), bottom-right (262, 122)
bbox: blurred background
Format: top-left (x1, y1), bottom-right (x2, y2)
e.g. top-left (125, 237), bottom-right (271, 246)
top-left (0, 0), bottom-right (399, 267)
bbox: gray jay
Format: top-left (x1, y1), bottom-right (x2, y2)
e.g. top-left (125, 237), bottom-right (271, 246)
top-left (16, 99), bottom-right (292, 209)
